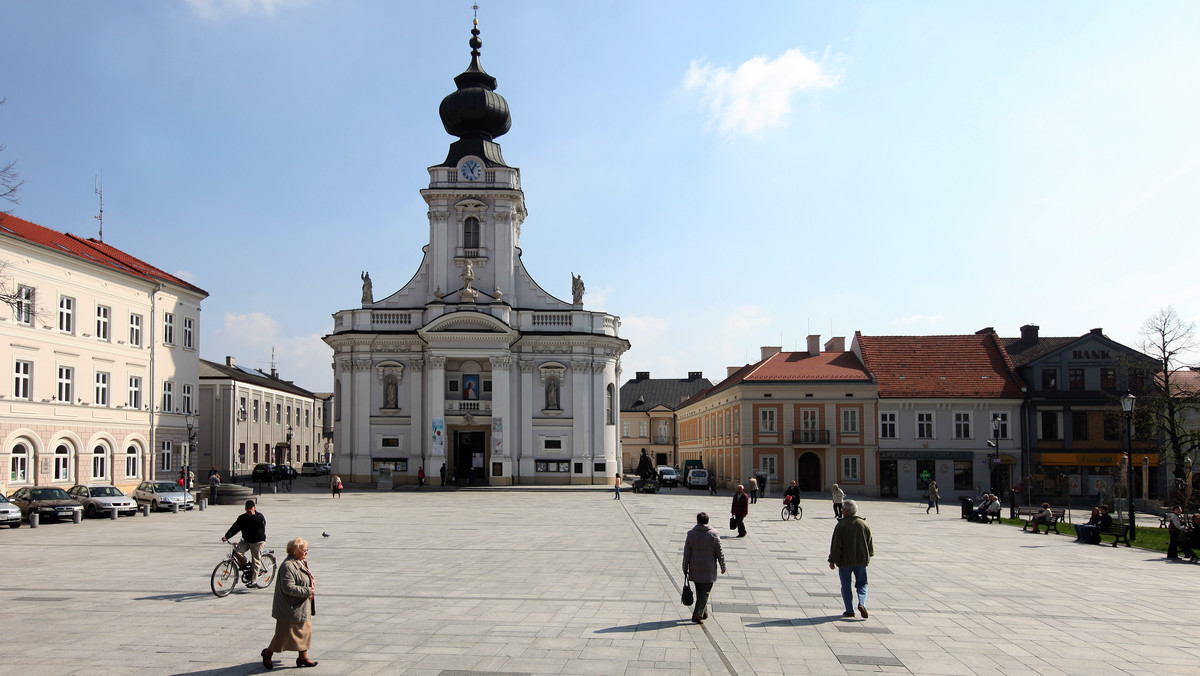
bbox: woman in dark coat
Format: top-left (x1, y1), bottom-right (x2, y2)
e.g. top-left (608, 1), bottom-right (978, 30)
top-left (262, 537), bottom-right (317, 669)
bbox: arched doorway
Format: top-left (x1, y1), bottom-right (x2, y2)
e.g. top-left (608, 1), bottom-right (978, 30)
top-left (797, 452), bottom-right (821, 492)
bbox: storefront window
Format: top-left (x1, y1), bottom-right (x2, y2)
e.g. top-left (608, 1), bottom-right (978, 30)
top-left (953, 461), bottom-right (973, 490)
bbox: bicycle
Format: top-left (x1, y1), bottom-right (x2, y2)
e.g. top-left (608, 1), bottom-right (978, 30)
top-left (211, 540), bottom-right (277, 597)
top-left (781, 502), bottom-right (804, 521)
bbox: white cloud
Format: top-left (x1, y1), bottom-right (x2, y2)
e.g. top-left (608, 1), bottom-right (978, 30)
top-left (213, 312), bottom-right (331, 390)
top-left (892, 313), bottom-right (945, 327)
top-left (684, 48), bottom-right (838, 136)
top-left (720, 304), bottom-right (773, 338)
top-left (184, 0), bottom-right (306, 19)
top-left (174, 269), bottom-right (197, 284)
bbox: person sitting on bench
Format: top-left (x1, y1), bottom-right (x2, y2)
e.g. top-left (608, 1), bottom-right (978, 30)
top-left (1031, 502), bottom-right (1054, 531)
top-left (1075, 504), bottom-right (1111, 544)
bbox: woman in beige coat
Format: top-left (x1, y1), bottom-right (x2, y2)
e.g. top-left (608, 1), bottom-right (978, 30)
top-left (261, 537), bottom-right (317, 669)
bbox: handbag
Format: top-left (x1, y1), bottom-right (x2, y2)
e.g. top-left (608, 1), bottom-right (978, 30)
top-left (730, 516), bottom-right (737, 530)
top-left (681, 576), bottom-right (694, 606)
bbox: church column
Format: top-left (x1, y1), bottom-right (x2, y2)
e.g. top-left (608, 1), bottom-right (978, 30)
top-left (350, 355), bottom-right (373, 483)
top-left (519, 358), bottom-right (535, 484)
top-left (571, 358), bottom-right (592, 485)
top-left (591, 360), bottom-right (608, 484)
top-left (425, 355), bottom-right (447, 473)
top-left (489, 355), bottom-right (512, 486)
top-left (409, 357), bottom-right (424, 462)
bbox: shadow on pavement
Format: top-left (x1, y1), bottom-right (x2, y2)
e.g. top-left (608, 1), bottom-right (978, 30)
top-left (595, 618), bottom-right (694, 633)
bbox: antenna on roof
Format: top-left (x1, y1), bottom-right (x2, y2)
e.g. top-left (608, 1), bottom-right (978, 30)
top-left (257, 346), bottom-right (280, 379)
top-left (94, 173), bottom-right (104, 243)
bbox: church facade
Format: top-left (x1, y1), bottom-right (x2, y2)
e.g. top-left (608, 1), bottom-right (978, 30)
top-left (324, 20), bottom-right (628, 486)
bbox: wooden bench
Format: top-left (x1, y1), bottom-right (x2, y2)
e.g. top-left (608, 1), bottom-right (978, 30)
top-left (1019, 507), bottom-right (1066, 534)
top-left (1099, 520), bottom-right (1132, 547)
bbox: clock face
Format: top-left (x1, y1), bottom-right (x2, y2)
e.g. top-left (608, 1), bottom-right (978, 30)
top-left (460, 160), bottom-right (482, 181)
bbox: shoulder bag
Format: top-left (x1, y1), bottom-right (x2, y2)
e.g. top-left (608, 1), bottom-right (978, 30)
top-left (681, 575), bottom-right (694, 606)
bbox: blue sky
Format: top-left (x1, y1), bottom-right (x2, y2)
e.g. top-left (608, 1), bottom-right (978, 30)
top-left (3, 1), bottom-right (1198, 391)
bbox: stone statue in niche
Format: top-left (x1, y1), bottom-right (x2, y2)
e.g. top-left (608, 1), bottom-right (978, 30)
top-left (361, 271), bottom-right (373, 304)
top-left (545, 378), bottom-right (560, 410)
top-left (384, 377), bottom-right (397, 409)
top-left (571, 273), bottom-right (584, 305)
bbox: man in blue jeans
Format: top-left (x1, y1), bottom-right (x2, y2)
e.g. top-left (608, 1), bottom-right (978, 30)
top-left (828, 499), bottom-right (874, 619)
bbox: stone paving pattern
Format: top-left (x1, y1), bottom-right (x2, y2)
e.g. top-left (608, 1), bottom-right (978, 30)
top-left (0, 483), bottom-right (1197, 676)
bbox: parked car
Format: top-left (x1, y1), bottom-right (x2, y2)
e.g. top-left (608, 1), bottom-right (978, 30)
top-left (251, 463), bottom-right (276, 481)
top-left (316, 463), bottom-right (331, 475)
top-left (132, 481), bottom-right (195, 511)
top-left (67, 484), bottom-right (138, 518)
top-left (686, 468), bottom-right (709, 490)
top-left (300, 462), bottom-right (320, 476)
top-left (0, 493), bottom-right (22, 528)
top-left (657, 466), bottom-right (679, 488)
top-left (7, 486), bottom-right (83, 522)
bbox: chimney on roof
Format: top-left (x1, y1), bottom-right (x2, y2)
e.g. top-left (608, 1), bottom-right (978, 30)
top-left (271, 367), bottom-right (278, 379)
top-left (1091, 327), bottom-right (1104, 336)
top-left (687, 371), bottom-right (702, 380)
top-left (226, 356), bottom-right (236, 367)
top-left (636, 371), bottom-right (650, 381)
top-left (806, 334), bottom-right (821, 356)
top-left (824, 337), bottom-right (845, 352)
top-left (727, 366), bottom-right (741, 378)
top-left (761, 346), bottom-right (782, 360)
top-left (975, 327), bottom-right (994, 335)
top-left (1020, 324), bottom-right (1039, 342)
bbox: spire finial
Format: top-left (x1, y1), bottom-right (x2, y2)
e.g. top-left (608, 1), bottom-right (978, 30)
top-left (469, 3), bottom-right (482, 57)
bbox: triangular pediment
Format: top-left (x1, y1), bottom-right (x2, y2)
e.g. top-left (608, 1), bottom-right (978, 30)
top-left (418, 311), bottom-right (517, 342)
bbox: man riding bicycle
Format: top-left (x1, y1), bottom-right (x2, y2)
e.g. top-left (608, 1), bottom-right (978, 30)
top-left (783, 480), bottom-right (801, 517)
top-left (222, 499), bottom-right (267, 587)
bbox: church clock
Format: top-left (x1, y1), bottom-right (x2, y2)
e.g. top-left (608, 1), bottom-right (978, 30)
top-left (460, 159), bottom-right (483, 181)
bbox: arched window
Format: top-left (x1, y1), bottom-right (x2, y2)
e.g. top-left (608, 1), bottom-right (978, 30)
top-left (93, 444), bottom-right (109, 481)
top-left (10, 443), bottom-right (29, 483)
top-left (605, 384), bottom-right (615, 425)
top-left (54, 443), bottom-right (72, 482)
top-left (125, 444), bottom-right (141, 480)
top-left (463, 217), bottom-right (481, 250)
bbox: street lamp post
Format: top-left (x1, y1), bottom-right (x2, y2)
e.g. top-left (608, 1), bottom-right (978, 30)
top-left (1121, 393), bottom-right (1136, 541)
top-left (184, 410), bottom-right (198, 498)
top-left (987, 414), bottom-right (1002, 496)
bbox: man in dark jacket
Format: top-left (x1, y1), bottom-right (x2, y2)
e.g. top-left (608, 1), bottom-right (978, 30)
top-left (731, 484), bottom-right (750, 537)
top-left (222, 499), bottom-right (268, 586)
top-left (828, 499), bottom-right (874, 619)
top-left (682, 512), bottom-right (726, 624)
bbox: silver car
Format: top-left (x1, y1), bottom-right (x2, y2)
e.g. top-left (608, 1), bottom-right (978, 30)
top-left (67, 484), bottom-right (139, 518)
top-left (132, 481), bottom-right (195, 511)
top-left (0, 493), bottom-right (21, 528)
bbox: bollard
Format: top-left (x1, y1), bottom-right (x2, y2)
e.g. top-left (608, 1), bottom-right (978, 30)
top-left (29, 511), bottom-right (39, 528)
top-left (110, 506), bottom-right (118, 520)
top-left (171, 502), bottom-right (179, 514)
top-left (141, 503), bottom-right (150, 516)
top-left (272, 485), bottom-right (278, 494)
top-left (198, 498), bottom-right (206, 511)
top-left (73, 509), bottom-right (82, 524)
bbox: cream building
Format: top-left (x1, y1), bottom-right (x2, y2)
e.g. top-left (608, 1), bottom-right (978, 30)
top-left (1, 213), bottom-right (207, 493)
top-left (324, 20), bottom-right (628, 486)
top-left (197, 357), bottom-right (324, 479)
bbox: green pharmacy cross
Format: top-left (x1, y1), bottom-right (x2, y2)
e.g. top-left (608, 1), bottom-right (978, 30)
top-left (919, 470), bottom-right (932, 482)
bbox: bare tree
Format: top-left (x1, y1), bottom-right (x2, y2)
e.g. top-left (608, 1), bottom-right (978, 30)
top-left (1137, 307), bottom-right (1200, 491)
top-left (1, 98), bottom-right (22, 213)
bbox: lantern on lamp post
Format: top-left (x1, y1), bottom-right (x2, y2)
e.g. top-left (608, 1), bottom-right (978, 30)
top-left (1120, 392), bottom-right (1136, 540)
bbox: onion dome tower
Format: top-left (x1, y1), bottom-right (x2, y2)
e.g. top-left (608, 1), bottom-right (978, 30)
top-left (438, 16), bottom-right (512, 168)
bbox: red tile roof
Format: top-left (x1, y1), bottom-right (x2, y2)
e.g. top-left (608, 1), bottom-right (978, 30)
top-left (0, 213), bottom-right (207, 296)
top-left (856, 333), bottom-right (1024, 398)
top-left (743, 351), bottom-right (873, 382)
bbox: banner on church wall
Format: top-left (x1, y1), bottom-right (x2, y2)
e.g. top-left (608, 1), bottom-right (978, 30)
top-left (492, 418), bottom-right (504, 456)
top-left (432, 418), bottom-right (444, 456)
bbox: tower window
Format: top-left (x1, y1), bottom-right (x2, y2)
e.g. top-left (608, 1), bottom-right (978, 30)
top-left (463, 217), bottom-right (481, 249)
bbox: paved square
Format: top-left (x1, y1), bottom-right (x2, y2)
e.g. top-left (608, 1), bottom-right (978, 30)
top-left (0, 484), bottom-right (1196, 675)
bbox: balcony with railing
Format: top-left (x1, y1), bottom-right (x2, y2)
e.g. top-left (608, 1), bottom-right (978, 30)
top-left (792, 429), bottom-right (830, 445)
top-left (446, 400), bottom-right (493, 414)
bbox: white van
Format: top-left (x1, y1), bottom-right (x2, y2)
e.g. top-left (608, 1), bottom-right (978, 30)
top-left (686, 469), bottom-right (709, 490)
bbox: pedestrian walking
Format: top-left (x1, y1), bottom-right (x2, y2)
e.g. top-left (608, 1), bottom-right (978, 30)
top-left (748, 476), bottom-right (759, 504)
top-left (261, 537), bottom-right (318, 669)
top-left (418, 466), bottom-right (426, 488)
top-left (222, 500), bottom-right (267, 586)
top-left (331, 474), bottom-right (342, 499)
top-left (682, 512), bottom-right (726, 624)
top-left (925, 480), bottom-right (940, 514)
top-left (440, 462), bottom-right (447, 487)
top-left (708, 473), bottom-right (718, 496)
top-left (832, 483), bottom-right (845, 519)
top-left (614, 473), bottom-right (622, 500)
top-left (828, 499), bottom-right (874, 620)
top-left (731, 484), bottom-right (749, 537)
top-left (209, 472), bottom-right (221, 503)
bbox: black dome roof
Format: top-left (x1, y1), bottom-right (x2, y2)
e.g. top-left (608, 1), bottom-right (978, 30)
top-left (438, 18), bottom-right (511, 167)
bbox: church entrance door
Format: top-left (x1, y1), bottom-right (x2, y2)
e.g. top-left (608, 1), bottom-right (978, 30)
top-left (453, 430), bottom-right (489, 486)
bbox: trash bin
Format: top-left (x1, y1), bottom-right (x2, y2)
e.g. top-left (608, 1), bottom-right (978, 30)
top-left (960, 496), bottom-right (974, 519)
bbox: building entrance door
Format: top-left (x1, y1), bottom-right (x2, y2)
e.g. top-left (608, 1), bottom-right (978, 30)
top-left (797, 452), bottom-right (821, 491)
top-left (880, 460), bottom-right (898, 498)
top-left (453, 430), bottom-right (488, 485)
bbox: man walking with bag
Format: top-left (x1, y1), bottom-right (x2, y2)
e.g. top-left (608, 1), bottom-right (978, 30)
top-left (682, 512), bottom-right (725, 625)
top-left (731, 484), bottom-right (750, 537)
top-left (828, 499), bottom-right (874, 619)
